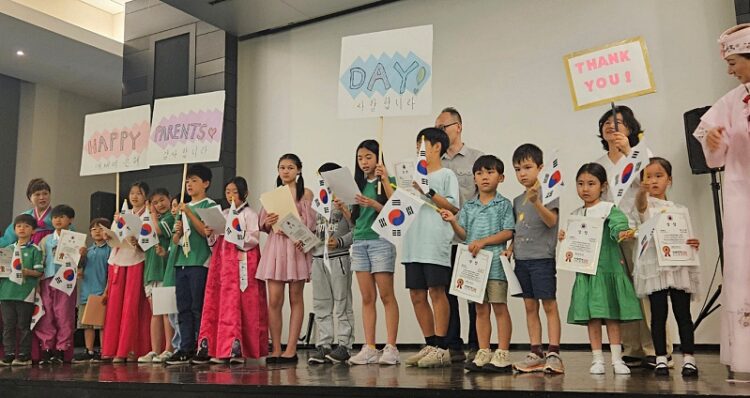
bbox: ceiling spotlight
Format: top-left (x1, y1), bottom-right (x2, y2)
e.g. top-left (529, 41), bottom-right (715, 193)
top-left (16, 50), bottom-right (25, 56)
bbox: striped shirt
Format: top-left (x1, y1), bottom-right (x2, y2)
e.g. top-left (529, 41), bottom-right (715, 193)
top-left (458, 193), bottom-right (515, 280)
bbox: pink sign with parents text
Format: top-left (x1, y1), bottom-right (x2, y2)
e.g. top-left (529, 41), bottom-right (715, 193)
top-left (148, 91), bottom-right (226, 166)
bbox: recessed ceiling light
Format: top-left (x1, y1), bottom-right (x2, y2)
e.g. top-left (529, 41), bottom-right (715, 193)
top-left (16, 50), bottom-right (25, 56)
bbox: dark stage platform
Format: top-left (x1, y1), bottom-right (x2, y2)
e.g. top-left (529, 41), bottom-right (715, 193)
top-left (1, 350), bottom-right (749, 398)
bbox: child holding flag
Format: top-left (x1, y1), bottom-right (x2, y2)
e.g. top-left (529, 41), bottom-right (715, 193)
top-left (0, 214), bottom-right (43, 366)
top-left (337, 140), bottom-right (400, 366)
top-left (307, 163), bottom-right (354, 365)
top-left (193, 177), bottom-right (268, 364)
top-left (102, 182), bottom-right (152, 363)
top-left (36, 205), bottom-right (80, 364)
top-left (441, 155), bottom-right (515, 372)
top-left (401, 128), bottom-right (459, 369)
top-left (138, 188), bottom-right (176, 363)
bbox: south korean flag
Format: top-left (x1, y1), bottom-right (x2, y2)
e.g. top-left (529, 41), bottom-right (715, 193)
top-left (138, 207), bottom-right (159, 251)
top-left (412, 138), bottom-right (430, 194)
top-left (538, 150), bottom-right (564, 206)
top-left (311, 176), bottom-right (332, 221)
top-left (113, 199), bottom-right (131, 241)
top-left (9, 244), bottom-right (24, 285)
top-left (50, 256), bottom-right (77, 296)
top-left (224, 201), bottom-right (246, 248)
top-left (28, 289), bottom-right (45, 330)
top-left (610, 140), bottom-right (650, 206)
top-left (371, 189), bottom-right (422, 246)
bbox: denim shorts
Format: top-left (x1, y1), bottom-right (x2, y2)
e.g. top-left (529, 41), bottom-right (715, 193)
top-left (350, 239), bottom-right (396, 273)
top-left (514, 258), bottom-right (557, 300)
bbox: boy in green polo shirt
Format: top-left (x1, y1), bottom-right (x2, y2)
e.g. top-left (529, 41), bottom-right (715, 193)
top-left (0, 214), bottom-right (44, 366)
top-left (165, 164), bottom-right (215, 365)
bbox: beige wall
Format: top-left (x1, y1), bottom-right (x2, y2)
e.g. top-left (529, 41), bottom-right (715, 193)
top-left (238, 0), bottom-right (736, 344)
top-left (14, 82), bottom-right (114, 237)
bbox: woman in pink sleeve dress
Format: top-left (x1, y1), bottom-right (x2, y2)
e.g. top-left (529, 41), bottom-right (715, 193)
top-left (256, 154), bottom-right (315, 363)
top-left (694, 23), bottom-right (750, 380)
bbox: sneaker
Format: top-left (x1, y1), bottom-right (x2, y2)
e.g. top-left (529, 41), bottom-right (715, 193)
top-left (465, 348), bottom-right (478, 363)
top-left (378, 344), bottom-right (400, 365)
top-left (138, 351), bottom-right (158, 363)
top-left (308, 346), bottom-right (332, 365)
top-left (645, 355), bottom-right (674, 369)
top-left (229, 357), bottom-right (244, 365)
top-left (417, 347), bottom-right (451, 368)
top-left (655, 362), bottom-right (669, 376)
top-left (39, 350), bottom-right (53, 366)
top-left (347, 345), bottom-right (379, 365)
top-left (50, 350), bottom-right (64, 365)
top-left (464, 348), bottom-right (493, 372)
top-left (681, 362), bottom-right (699, 378)
top-left (405, 345), bottom-right (434, 367)
top-left (152, 351), bottom-right (173, 363)
top-left (483, 349), bottom-right (512, 373)
top-left (326, 345), bottom-right (351, 364)
top-left (73, 351), bottom-right (95, 363)
top-left (12, 355), bottom-right (31, 366)
top-left (622, 355), bottom-right (642, 368)
top-left (449, 348), bottom-right (466, 362)
top-left (210, 357), bottom-right (228, 365)
top-left (513, 352), bottom-right (545, 373)
top-left (613, 361), bottom-right (631, 375)
top-left (191, 340), bottom-right (210, 364)
top-left (165, 350), bottom-right (192, 365)
top-left (0, 355), bottom-right (14, 366)
top-left (590, 360), bottom-right (606, 375)
top-left (544, 352), bottom-right (565, 374)
top-left (91, 351), bottom-right (102, 363)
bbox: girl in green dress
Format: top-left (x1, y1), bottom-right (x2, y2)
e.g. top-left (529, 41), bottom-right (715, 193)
top-left (559, 163), bottom-right (642, 375)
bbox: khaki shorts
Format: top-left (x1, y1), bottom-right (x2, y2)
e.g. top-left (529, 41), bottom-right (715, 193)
top-left (484, 280), bottom-right (508, 304)
top-left (144, 281), bottom-right (163, 298)
top-left (77, 304), bottom-right (101, 330)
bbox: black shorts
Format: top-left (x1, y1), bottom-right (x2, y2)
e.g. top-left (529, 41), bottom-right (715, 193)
top-left (404, 262), bottom-right (452, 289)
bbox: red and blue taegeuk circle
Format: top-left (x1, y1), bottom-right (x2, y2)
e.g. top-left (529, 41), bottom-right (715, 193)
top-left (319, 189), bottom-right (329, 204)
top-left (140, 224), bottom-right (153, 236)
top-left (417, 160), bottom-right (428, 175)
top-left (388, 209), bottom-right (405, 226)
top-left (117, 218), bottom-right (127, 229)
top-left (621, 163), bottom-right (635, 184)
top-left (12, 258), bottom-right (22, 270)
top-left (32, 305), bottom-right (41, 316)
top-left (548, 170), bottom-right (562, 188)
top-left (232, 218), bottom-right (242, 232)
top-left (63, 269), bottom-right (75, 281)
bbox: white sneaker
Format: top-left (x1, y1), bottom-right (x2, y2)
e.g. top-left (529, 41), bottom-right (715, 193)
top-left (465, 348), bottom-right (493, 372)
top-left (348, 345), bottom-right (379, 365)
top-left (417, 347), bottom-right (451, 368)
top-left (138, 351), bottom-right (158, 363)
top-left (405, 346), bottom-right (434, 367)
top-left (484, 349), bottom-right (512, 373)
top-left (613, 361), bottom-right (631, 375)
top-left (590, 360), bottom-right (606, 374)
top-left (378, 344), bottom-right (400, 365)
top-left (152, 350), bottom-right (173, 363)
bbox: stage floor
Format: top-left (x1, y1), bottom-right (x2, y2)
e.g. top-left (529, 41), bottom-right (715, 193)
top-left (1, 350), bottom-right (749, 398)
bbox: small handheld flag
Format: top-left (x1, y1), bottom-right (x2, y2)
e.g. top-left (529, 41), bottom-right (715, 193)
top-left (413, 137), bottom-right (430, 194)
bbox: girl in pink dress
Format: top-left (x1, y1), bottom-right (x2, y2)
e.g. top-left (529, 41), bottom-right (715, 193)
top-left (256, 154), bottom-right (315, 363)
top-left (194, 177), bottom-right (268, 364)
top-left (102, 182), bottom-right (152, 362)
top-left (694, 23), bottom-right (750, 380)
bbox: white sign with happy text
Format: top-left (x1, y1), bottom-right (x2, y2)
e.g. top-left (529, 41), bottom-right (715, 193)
top-left (80, 105), bottom-right (151, 176)
top-left (563, 37), bottom-right (656, 110)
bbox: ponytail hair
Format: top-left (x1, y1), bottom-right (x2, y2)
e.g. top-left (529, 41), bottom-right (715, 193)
top-left (276, 153), bottom-right (305, 201)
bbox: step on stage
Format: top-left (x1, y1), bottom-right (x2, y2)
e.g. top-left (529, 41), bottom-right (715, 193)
top-left (2, 351), bottom-right (749, 398)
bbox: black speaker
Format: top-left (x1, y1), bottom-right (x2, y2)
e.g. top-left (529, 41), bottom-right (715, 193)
top-left (683, 106), bottom-right (715, 175)
top-left (90, 191), bottom-right (117, 224)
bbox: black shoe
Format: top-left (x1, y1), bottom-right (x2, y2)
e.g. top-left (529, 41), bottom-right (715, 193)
top-left (450, 348), bottom-right (466, 363)
top-left (681, 363), bottom-right (699, 378)
top-left (654, 362), bottom-right (669, 376)
top-left (12, 354), bottom-right (32, 366)
top-left (464, 360), bottom-right (485, 372)
top-left (645, 355), bottom-right (673, 369)
top-left (325, 345), bottom-right (350, 364)
top-left (50, 350), bottom-right (64, 365)
top-left (91, 351), bottom-right (102, 363)
top-left (165, 350), bottom-right (193, 365)
top-left (622, 355), bottom-right (642, 368)
top-left (0, 355), bottom-right (14, 366)
top-left (39, 350), bottom-right (53, 366)
top-left (73, 351), bottom-right (95, 363)
top-left (191, 340), bottom-right (210, 365)
top-left (276, 355), bottom-right (298, 364)
top-left (308, 346), bottom-right (331, 364)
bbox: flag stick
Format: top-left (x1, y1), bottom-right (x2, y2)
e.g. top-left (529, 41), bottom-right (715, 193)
top-left (115, 172), bottom-right (120, 210)
top-left (377, 116), bottom-right (384, 195)
top-left (180, 163), bottom-right (188, 203)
